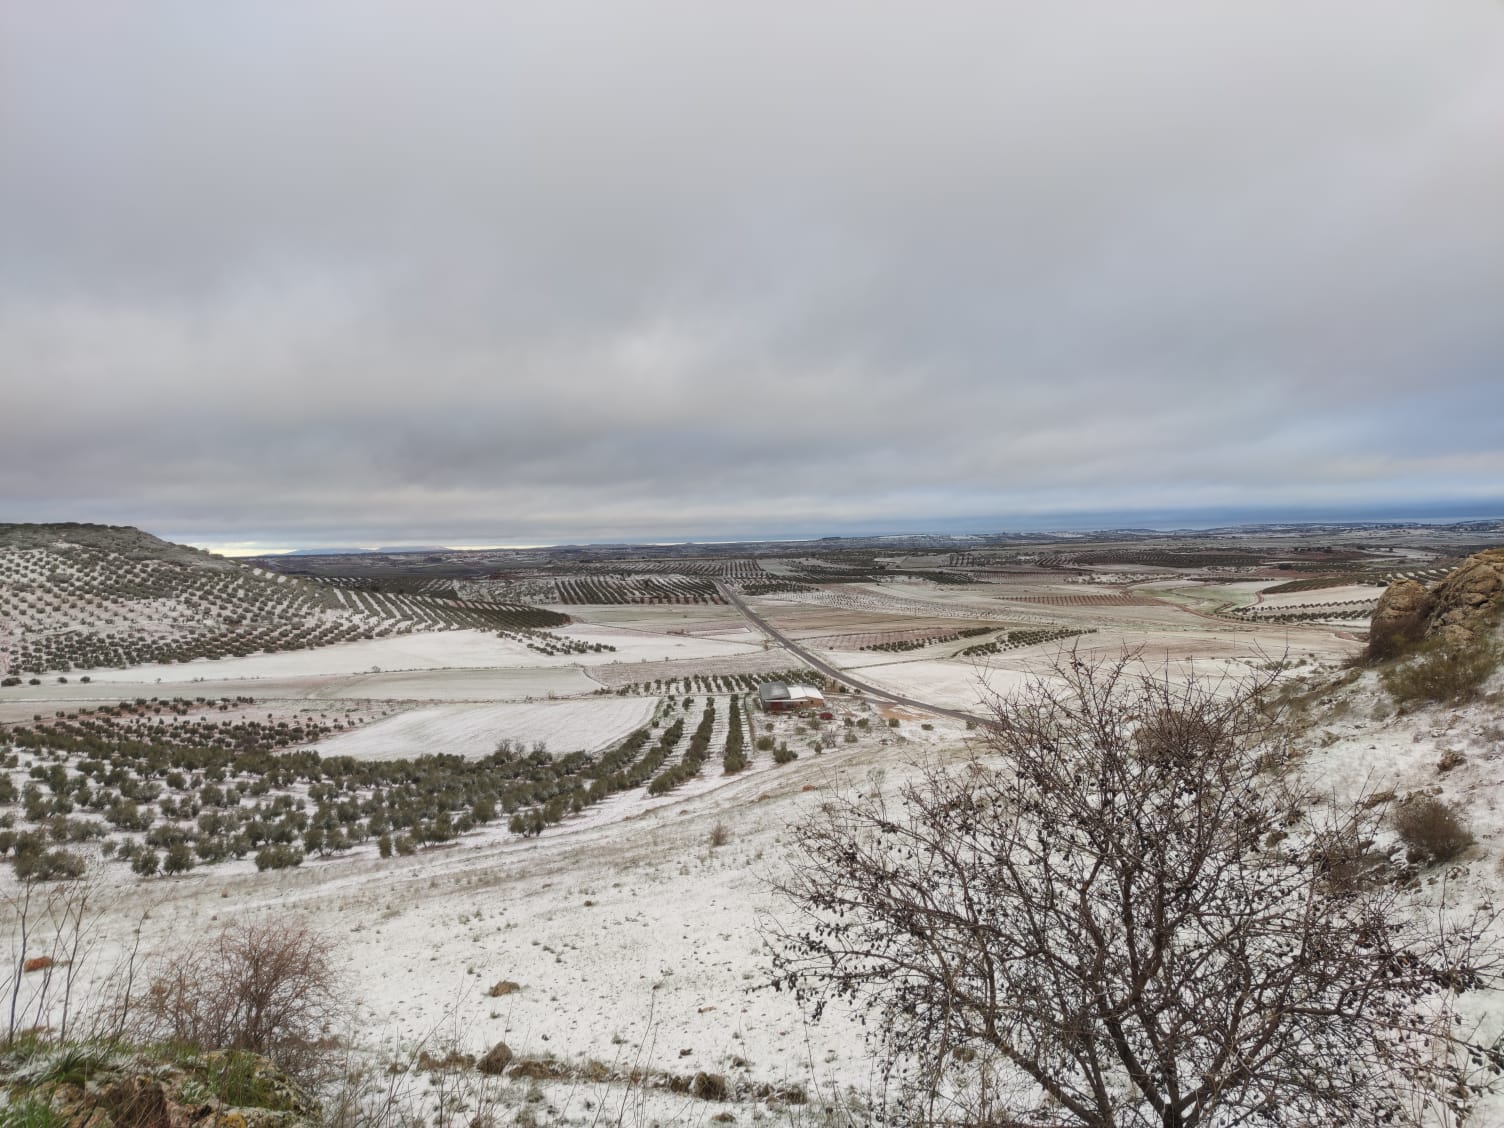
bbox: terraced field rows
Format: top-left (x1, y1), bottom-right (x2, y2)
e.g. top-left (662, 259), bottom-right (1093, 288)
top-left (768, 586), bottom-right (1062, 626)
top-left (1259, 575), bottom-right (1386, 595)
top-left (0, 690), bottom-right (783, 873)
top-left (603, 670), bottom-right (802, 696)
top-left (1228, 600), bottom-right (1377, 624)
top-left (625, 559), bottom-right (766, 578)
top-left (806, 626), bottom-right (995, 651)
top-left (554, 575), bottom-right (726, 605)
top-left (736, 579), bottom-right (817, 595)
top-left (0, 540), bottom-right (570, 677)
top-left (957, 626), bottom-right (1095, 655)
top-left (997, 592), bottom-right (1154, 607)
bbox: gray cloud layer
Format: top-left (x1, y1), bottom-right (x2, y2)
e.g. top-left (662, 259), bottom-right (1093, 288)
top-left (3, 2), bottom-right (1503, 549)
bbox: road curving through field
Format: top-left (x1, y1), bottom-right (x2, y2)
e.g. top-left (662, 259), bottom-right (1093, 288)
top-left (716, 581), bottom-right (995, 727)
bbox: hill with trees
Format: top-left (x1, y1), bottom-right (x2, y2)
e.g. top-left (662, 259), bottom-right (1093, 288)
top-left (0, 524), bottom-right (566, 679)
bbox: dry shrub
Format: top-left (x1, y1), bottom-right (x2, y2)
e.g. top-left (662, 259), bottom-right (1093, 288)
top-left (579, 1058), bottom-right (611, 1082)
top-left (476, 1042), bottom-right (513, 1076)
top-left (708, 822), bottom-right (731, 848)
top-left (136, 918), bottom-right (345, 1081)
top-left (1394, 797), bottom-right (1474, 865)
top-left (1365, 609), bottom-right (1427, 664)
top-left (1382, 637), bottom-right (1500, 708)
top-left (1313, 829), bottom-right (1388, 895)
top-left (415, 1048), bottom-right (474, 1072)
top-left (691, 1071), bottom-right (729, 1100)
top-left (747, 1082), bottom-right (807, 1104)
top-left (508, 1057), bottom-right (567, 1080)
top-left (1134, 700), bottom-right (1235, 768)
top-left (1437, 749), bottom-right (1466, 774)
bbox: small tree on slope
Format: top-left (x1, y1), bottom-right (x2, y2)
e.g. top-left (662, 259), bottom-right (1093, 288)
top-left (770, 654), bottom-right (1502, 1127)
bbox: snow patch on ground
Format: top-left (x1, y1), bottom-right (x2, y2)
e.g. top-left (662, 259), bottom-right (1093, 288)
top-left (78, 630), bottom-right (549, 682)
top-left (313, 697), bottom-right (658, 760)
top-left (79, 626), bottom-right (769, 686)
top-left (851, 658), bottom-right (1030, 711)
top-left (556, 624), bottom-right (768, 664)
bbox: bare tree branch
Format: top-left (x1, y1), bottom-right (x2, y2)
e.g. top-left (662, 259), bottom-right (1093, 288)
top-left (768, 651), bottom-right (1503, 1127)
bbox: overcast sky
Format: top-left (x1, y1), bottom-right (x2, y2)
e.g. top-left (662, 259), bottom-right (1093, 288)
top-left (3, 2), bottom-right (1503, 552)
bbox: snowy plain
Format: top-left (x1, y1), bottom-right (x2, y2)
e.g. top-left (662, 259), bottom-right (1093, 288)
top-left (311, 697), bottom-right (659, 760)
top-left (6, 565), bottom-right (1502, 1125)
top-left (77, 626), bottom-right (768, 685)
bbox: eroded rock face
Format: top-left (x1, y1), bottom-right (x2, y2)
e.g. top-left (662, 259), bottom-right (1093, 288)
top-left (1427, 548), bottom-right (1504, 647)
top-left (1370, 549), bottom-right (1504, 655)
top-left (1369, 578), bottom-right (1435, 659)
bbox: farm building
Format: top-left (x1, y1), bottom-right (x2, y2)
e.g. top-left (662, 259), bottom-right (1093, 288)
top-left (758, 680), bottom-right (825, 713)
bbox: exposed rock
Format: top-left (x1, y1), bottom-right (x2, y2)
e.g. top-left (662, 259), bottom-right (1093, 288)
top-left (476, 1042), bottom-right (513, 1076)
top-left (1370, 549), bottom-right (1504, 656)
top-left (12, 1049), bottom-right (319, 1128)
top-left (95, 1074), bottom-right (173, 1126)
top-left (1426, 548), bottom-right (1504, 647)
top-left (1368, 579), bottom-right (1434, 659)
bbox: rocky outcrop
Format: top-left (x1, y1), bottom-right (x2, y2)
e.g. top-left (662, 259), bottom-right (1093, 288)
top-left (1425, 548), bottom-right (1504, 647)
top-left (1369, 549), bottom-right (1504, 657)
top-left (10, 1049), bottom-right (319, 1128)
top-left (1369, 578), bottom-right (1435, 658)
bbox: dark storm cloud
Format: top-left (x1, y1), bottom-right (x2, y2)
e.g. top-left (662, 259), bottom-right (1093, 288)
top-left (3, 1), bottom-right (1503, 550)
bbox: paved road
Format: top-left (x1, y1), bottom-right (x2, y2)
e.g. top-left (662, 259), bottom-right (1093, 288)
top-left (715, 582), bottom-right (994, 728)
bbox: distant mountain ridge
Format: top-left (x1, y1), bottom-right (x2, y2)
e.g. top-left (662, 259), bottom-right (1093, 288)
top-left (281, 545), bottom-right (453, 556)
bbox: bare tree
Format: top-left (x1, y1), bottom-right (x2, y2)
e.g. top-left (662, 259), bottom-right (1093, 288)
top-left (770, 654), bottom-right (1503, 1127)
top-left (136, 918), bottom-right (346, 1081)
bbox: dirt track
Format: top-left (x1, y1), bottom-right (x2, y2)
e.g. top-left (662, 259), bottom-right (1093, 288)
top-left (717, 582), bottom-right (994, 726)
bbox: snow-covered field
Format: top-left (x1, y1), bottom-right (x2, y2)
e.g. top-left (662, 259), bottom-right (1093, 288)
top-left (1255, 582), bottom-right (1380, 608)
top-left (295, 667), bottom-right (605, 701)
top-left (846, 656), bottom-right (1031, 711)
top-left (77, 626), bottom-right (768, 685)
top-left (6, 557), bottom-right (1500, 1125)
top-left (0, 668), bottom-right (603, 717)
top-left (7, 714), bottom-right (968, 1124)
top-left (77, 630), bottom-right (547, 683)
top-left (556, 623), bottom-right (768, 662)
top-left (312, 697), bottom-right (659, 760)
top-left (26, 656), bottom-right (1503, 1124)
top-left (759, 585), bottom-right (1058, 626)
top-left (588, 648), bottom-right (798, 689)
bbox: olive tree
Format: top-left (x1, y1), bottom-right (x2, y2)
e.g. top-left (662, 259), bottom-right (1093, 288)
top-left (770, 654), bottom-right (1502, 1127)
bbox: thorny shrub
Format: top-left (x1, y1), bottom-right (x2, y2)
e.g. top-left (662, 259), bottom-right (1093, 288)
top-left (1393, 797), bottom-right (1474, 866)
top-left (135, 919), bottom-right (345, 1082)
top-left (1382, 636), bottom-right (1501, 707)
